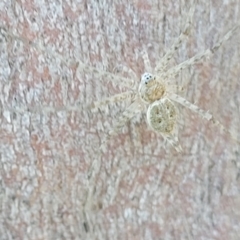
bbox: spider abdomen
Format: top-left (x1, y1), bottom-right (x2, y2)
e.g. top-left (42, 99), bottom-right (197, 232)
top-left (147, 99), bottom-right (177, 134)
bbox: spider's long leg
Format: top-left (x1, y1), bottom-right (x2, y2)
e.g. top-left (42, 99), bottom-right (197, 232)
top-left (0, 26), bottom-right (134, 89)
top-left (113, 64), bottom-right (138, 79)
top-left (76, 62), bottom-right (135, 89)
top-left (90, 91), bottom-right (136, 111)
top-left (112, 64), bottom-right (138, 88)
top-left (163, 133), bottom-right (183, 153)
top-left (4, 105), bottom-right (88, 114)
top-left (167, 84), bottom-right (185, 94)
top-left (142, 49), bottom-right (153, 72)
top-left (167, 25), bottom-right (240, 78)
top-left (170, 93), bottom-right (212, 120)
top-left (1, 93), bottom-right (134, 116)
top-left (170, 93), bottom-right (240, 144)
top-left (100, 99), bottom-right (144, 151)
top-left (155, 0), bottom-right (195, 74)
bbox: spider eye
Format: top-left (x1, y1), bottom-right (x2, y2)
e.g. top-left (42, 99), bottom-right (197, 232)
top-left (141, 72), bottom-right (154, 85)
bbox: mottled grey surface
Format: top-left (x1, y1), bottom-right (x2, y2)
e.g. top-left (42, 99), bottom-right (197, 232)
top-left (0, 0), bottom-right (240, 239)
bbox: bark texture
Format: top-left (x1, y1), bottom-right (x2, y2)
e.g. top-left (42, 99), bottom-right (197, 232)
top-left (0, 0), bottom-right (240, 239)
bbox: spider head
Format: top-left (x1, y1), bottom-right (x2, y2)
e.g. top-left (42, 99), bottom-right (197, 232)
top-left (141, 72), bottom-right (155, 85)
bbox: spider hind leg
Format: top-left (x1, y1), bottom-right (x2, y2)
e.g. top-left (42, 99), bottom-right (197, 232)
top-left (170, 93), bottom-right (240, 144)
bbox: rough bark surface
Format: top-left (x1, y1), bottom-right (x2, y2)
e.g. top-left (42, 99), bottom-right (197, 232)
top-left (0, 0), bottom-right (240, 239)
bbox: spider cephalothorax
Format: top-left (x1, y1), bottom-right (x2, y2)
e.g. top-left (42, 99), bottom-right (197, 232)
top-left (139, 72), bottom-right (166, 103)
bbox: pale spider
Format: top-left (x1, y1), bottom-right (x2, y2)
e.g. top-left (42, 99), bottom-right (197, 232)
top-left (89, 6), bottom-right (240, 152)
top-left (1, 4), bottom-right (239, 152)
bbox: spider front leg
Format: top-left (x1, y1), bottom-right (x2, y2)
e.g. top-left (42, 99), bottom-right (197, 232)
top-left (169, 93), bottom-right (240, 144)
top-left (112, 64), bottom-right (139, 89)
top-left (141, 49), bottom-right (153, 73)
top-left (1, 26), bottom-right (135, 90)
top-left (167, 25), bottom-right (240, 78)
top-left (155, 0), bottom-right (196, 74)
top-left (113, 64), bottom-right (138, 79)
top-left (76, 62), bottom-right (136, 89)
top-left (90, 91), bottom-right (136, 112)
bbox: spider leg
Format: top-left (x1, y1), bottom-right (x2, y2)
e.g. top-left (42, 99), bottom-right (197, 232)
top-left (113, 64), bottom-right (138, 79)
top-left (169, 93), bottom-right (240, 144)
top-left (170, 93), bottom-right (212, 120)
top-left (90, 91), bottom-right (136, 112)
top-left (76, 62), bottom-right (135, 89)
top-left (100, 99), bottom-right (144, 151)
top-left (167, 84), bottom-right (185, 94)
top-left (112, 64), bottom-right (138, 88)
top-left (155, 0), bottom-right (195, 74)
top-left (1, 26), bottom-right (134, 89)
top-left (142, 49), bottom-right (153, 72)
top-left (167, 25), bottom-right (240, 78)
top-left (163, 133), bottom-right (183, 153)
top-left (87, 100), bottom-right (144, 219)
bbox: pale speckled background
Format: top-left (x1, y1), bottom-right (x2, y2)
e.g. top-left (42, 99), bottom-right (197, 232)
top-left (0, 0), bottom-right (240, 239)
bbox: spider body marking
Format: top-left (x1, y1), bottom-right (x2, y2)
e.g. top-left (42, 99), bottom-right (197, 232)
top-left (147, 98), bottom-right (181, 152)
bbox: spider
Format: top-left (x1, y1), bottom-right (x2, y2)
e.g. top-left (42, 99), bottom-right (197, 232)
top-left (1, 3), bottom-right (239, 152)
top-left (88, 5), bottom-right (240, 152)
